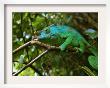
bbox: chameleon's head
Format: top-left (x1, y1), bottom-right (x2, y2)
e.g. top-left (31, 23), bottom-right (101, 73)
top-left (37, 24), bottom-right (58, 40)
top-left (37, 26), bottom-right (51, 40)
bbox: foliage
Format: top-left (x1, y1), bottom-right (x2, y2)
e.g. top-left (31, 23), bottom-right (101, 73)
top-left (88, 56), bottom-right (98, 70)
top-left (12, 12), bottom-right (98, 76)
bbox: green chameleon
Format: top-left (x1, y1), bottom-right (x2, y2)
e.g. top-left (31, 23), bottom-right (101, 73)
top-left (37, 24), bottom-right (98, 70)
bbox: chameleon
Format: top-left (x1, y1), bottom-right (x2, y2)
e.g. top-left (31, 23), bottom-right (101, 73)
top-left (36, 24), bottom-right (98, 70)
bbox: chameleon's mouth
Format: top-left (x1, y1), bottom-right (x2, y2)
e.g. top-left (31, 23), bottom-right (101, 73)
top-left (37, 35), bottom-right (47, 40)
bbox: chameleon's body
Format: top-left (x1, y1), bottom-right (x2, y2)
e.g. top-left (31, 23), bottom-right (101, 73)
top-left (37, 25), bottom-right (98, 70)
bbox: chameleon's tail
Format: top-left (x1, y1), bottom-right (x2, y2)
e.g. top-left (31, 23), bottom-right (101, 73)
top-left (82, 34), bottom-right (98, 70)
top-left (86, 42), bottom-right (98, 70)
top-left (83, 38), bottom-right (98, 57)
top-left (88, 47), bottom-right (98, 57)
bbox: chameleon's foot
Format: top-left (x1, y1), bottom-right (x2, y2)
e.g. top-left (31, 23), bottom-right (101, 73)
top-left (59, 45), bottom-right (66, 51)
top-left (74, 47), bottom-right (80, 53)
top-left (74, 47), bottom-right (84, 53)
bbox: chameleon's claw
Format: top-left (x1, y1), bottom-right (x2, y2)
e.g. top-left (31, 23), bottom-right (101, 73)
top-left (74, 47), bottom-right (80, 53)
top-left (74, 47), bottom-right (84, 53)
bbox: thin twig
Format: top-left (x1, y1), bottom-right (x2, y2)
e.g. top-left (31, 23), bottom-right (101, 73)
top-left (13, 60), bottom-right (42, 76)
top-left (13, 41), bottom-right (31, 54)
top-left (80, 66), bottom-right (96, 76)
top-left (13, 49), bottom-right (49, 76)
top-left (71, 61), bottom-right (96, 76)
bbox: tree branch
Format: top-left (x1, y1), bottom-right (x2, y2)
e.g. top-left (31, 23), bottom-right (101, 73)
top-left (13, 41), bottom-right (31, 54)
top-left (13, 49), bottom-right (49, 76)
top-left (13, 39), bottom-right (77, 54)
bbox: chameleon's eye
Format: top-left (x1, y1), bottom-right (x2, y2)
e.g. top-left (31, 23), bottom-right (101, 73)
top-left (46, 29), bottom-right (48, 31)
top-left (44, 28), bottom-right (50, 34)
top-left (44, 27), bottom-right (48, 31)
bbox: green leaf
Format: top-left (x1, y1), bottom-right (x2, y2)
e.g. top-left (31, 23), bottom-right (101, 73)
top-left (88, 56), bottom-right (98, 70)
top-left (19, 67), bottom-right (35, 76)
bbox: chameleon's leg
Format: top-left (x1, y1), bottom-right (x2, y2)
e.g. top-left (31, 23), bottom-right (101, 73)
top-left (73, 41), bottom-right (85, 53)
top-left (78, 41), bottom-right (85, 53)
top-left (59, 36), bottom-right (73, 51)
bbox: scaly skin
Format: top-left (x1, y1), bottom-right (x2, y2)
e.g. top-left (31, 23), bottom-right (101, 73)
top-left (37, 25), bottom-right (98, 70)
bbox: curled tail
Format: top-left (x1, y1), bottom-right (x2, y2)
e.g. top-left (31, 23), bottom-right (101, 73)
top-left (83, 38), bottom-right (98, 70)
top-left (88, 47), bottom-right (98, 57)
top-left (83, 38), bottom-right (97, 57)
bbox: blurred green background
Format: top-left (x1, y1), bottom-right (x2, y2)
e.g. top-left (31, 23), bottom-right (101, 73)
top-left (12, 12), bottom-right (98, 76)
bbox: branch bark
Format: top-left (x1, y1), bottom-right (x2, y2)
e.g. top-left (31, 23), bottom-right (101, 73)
top-left (13, 41), bottom-right (31, 54)
top-left (13, 39), bottom-right (77, 54)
